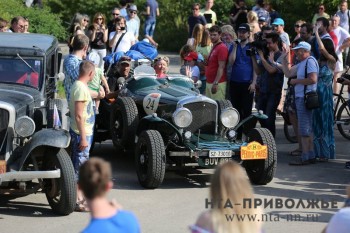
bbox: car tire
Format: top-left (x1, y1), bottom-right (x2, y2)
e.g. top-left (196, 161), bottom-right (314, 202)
top-left (243, 128), bottom-right (277, 185)
top-left (47, 99), bottom-right (69, 130)
top-left (110, 97), bottom-right (139, 150)
top-left (43, 148), bottom-right (76, 215)
top-left (135, 130), bottom-right (166, 189)
top-left (217, 100), bottom-right (233, 135)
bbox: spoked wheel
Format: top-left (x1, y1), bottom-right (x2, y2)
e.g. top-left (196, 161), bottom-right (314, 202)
top-left (336, 101), bottom-right (350, 140)
top-left (135, 130), bottom-right (166, 189)
top-left (110, 97), bottom-right (139, 150)
top-left (283, 121), bottom-right (297, 143)
top-left (243, 128), bottom-right (277, 185)
top-left (43, 148), bottom-right (76, 215)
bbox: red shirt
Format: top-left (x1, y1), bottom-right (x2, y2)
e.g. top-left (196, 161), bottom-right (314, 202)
top-left (329, 31), bottom-right (338, 49)
top-left (205, 42), bottom-right (228, 83)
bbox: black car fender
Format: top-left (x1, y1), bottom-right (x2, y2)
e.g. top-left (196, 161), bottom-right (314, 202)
top-left (18, 128), bottom-right (70, 170)
top-left (137, 115), bottom-right (182, 141)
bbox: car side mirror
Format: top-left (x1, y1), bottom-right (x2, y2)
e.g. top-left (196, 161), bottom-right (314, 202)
top-left (56, 72), bottom-right (65, 82)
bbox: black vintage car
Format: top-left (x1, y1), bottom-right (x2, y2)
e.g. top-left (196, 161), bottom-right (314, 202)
top-left (96, 63), bottom-right (277, 189)
top-left (0, 33), bottom-right (75, 215)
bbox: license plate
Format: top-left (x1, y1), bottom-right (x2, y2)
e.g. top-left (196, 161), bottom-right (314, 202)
top-left (209, 150), bottom-right (232, 158)
top-left (241, 141), bottom-right (267, 160)
top-left (204, 158), bottom-right (232, 166)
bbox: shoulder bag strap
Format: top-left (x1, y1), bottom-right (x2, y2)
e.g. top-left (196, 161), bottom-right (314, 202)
top-left (113, 32), bottom-right (126, 53)
top-left (304, 58), bottom-right (309, 95)
top-left (206, 41), bottom-right (223, 63)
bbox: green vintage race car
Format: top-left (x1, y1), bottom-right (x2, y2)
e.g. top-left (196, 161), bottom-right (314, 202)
top-left (96, 62), bottom-right (277, 189)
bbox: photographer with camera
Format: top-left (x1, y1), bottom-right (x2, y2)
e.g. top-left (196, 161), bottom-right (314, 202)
top-left (251, 32), bottom-right (284, 137)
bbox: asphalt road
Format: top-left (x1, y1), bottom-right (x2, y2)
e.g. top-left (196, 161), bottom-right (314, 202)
top-left (1, 49), bottom-right (349, 233)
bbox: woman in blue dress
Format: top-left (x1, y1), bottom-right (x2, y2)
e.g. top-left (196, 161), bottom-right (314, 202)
top-left (312, 21), bottom-right (337, 161)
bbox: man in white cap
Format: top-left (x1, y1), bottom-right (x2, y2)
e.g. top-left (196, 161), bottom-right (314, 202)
top-left (281, 41), bottom-right (319, 166)
top-left (126, 4), bottom-right (140, 41)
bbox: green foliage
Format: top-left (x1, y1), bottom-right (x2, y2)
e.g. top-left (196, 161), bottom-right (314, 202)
top-left (0, 0), bottom-right (67, 41)
top-left (40, 0), bottom-right (348, 51)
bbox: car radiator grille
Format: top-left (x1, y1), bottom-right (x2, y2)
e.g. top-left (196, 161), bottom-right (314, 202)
top-left (0, 109), bottom-right (9, 158)
top-left (184, 101), bottom-right (216, 134)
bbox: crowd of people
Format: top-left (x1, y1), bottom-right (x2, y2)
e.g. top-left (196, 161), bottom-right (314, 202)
top-left (2, 0), bottom-right (350, 232)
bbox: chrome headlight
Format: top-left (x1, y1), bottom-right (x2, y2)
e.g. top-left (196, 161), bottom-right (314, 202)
top-left (172, 107), bottom-right (192, 128)
top-left (15, 116), bottom-right (35, 137)
top-left (220, 107), bottom-right (240, 128)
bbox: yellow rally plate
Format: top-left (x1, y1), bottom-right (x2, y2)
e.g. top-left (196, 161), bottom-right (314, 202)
top-left (241, 141), bottom-right (267, 160)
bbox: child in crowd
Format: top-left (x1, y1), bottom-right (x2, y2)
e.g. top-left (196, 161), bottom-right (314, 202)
top-left (87, 52), bottom-right (110, 113)
top-left (0, 18), bottom-right (9, 32)
top-left (79, 157), bottom-right (140, 233)
top-left (184, 51), bottom-right (200, 84)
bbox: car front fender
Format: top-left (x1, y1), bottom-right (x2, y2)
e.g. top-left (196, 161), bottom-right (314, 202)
top-left (233, 112), bottom-right (268, 131)
top-left (136, 115), bottom-right (182, 140)
top-left (18, 129), bottom-right (70, 170)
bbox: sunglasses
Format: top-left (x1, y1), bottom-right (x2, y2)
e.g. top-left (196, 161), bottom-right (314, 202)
top-left (193, 8), bottom-right (199, 10)
top-left (129, 10), bottom-right (137, 14)
top-left (319, 7), bottom-right (324, 10)
top-left (120, 56), bottom-right (131, 62)
top-left (294, 24), bottom-right (302, 28)
top-left (84, 19), bottom-right (89, 22)
top-left (97, 18), bottom-right (103, 20)
top-left (112, 13), bottom-right (119, 16)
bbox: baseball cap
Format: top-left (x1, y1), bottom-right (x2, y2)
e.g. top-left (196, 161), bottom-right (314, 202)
top-left (129, 5), bottom-right (138, 12)
top-left (118, 56), bottom-right (131, 65)
top-left (237, 23), bottom-right (250, 32)
top-left (292, 41), bottom-right (311, 51)
top-left (184, 51), bottom-right (198, 61)
top-left (258, 17), bottom-right (266, 22)
top-left (87, 52), bottom-right (100, 66)
top-left (272, 18), bottom-right (285, 26)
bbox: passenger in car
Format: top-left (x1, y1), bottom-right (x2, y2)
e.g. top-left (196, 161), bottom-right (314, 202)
top-left (154, 56), bottom-right (169, 79)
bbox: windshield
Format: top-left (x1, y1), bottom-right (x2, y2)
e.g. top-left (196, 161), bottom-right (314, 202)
top-left (0, 57), bottom-right (43, 89)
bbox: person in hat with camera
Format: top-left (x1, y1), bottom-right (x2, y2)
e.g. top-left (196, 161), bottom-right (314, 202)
top-left (281, 41), bottom-right (319, 166)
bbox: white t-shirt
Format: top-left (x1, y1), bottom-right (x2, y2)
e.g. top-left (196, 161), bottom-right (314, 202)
top-left (109, 31), bottom-right (135, 53)
top-left (332, 27), bottom-right (350, 54)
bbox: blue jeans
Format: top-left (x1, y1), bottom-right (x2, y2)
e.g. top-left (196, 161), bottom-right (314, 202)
top-left (69, 129), bottom-right (93, 181)
top-left (144, 19), bottom-right (156, 37)
top-left (257, 92), bottom-right (281, 137)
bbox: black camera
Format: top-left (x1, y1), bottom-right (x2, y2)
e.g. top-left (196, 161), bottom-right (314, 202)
top-left (246, 39), bottom-right (268, 57)
top-left (337, 73), bottom-right (350, 83)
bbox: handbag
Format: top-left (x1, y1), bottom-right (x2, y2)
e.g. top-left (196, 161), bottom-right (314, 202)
top-left (303, 58), bottom-right (319, 110)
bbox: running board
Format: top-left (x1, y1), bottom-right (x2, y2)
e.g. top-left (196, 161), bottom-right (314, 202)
top-left (0, 169), bottom-right (60, 185)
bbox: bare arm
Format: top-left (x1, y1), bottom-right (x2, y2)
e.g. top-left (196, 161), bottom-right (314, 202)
top-left (290, 72), bottom-right (317, 85)
top-left (156, 7), bottom-right (160, 16)
top-left (100, 75), bottom-right (110, 93)
top-left (75, 101), bottom-right (88, 151)
top-left (281, 51), bottom-right (298, 77)
top-left (315, 25), bottom-right (336, 63)
top-left (146, 6), bottom-right (150, 15)
top-left (109, 30), bottom-right (118, 47)
top-left (103, 26), bottom-right (108, 43)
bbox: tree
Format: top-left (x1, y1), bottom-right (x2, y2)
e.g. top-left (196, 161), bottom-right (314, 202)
top-left (1, 0), bottom-right (66, 41)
